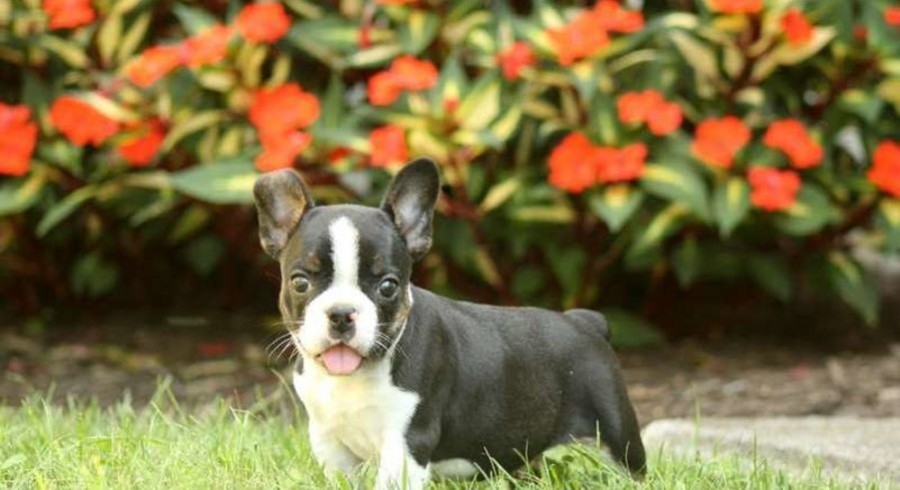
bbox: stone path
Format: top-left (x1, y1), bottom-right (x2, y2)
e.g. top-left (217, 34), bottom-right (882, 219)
top-left (642, 417), bottom-right (899, 486)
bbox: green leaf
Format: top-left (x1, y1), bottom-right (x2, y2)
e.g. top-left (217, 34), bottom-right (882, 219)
top-left (168, 205), bottom-right (210, 244)
top-left (877, 198), bottom-right (900, 252)
top-left (70, 252), bottom-right (119, 298)
top-left (456, 73), bottom-right (501, 131)
top-left (162, 111), bottom-right (228, 152)
top-left (343, 44), bottom-right (404, 68)
top-left (479, 177), bottom-right (521, 213)
top-left (545, 245), bottom-right (586, 306)
top-left (672, 236), bottom-right (701, 288)
top-left (182, 235), bottom-right (225, 276)
top-left (747, 255), bottom-right (792, 302)
top-left (712, 177), bottom-right (750, 237)
top-left (0, 172), bottom-right (46, 217)
top-left (774, 184), bottom-right (837, 236)
top-left (827, 252), bottom-right (879, 327)
top-left (604, 308), bottom-right (665, 348)
top-left (640, 161), bottom-right (710, 221)
top-left (170, 158), bottom-right (257, 204)
top-left (97, 10), bottom-right (123, 66)
top-left (630, 203), bottom-right (688, 256)
top-left (587, 185), bottom-right (644, 233)
top-left (172, 4), bottom-right (217, 35)
top-left (36, 186), bottom-right (95, 237)
top-left (398, 10), bottom-right (439, 54)
top-left (36, 35), bottom-right (89, 68)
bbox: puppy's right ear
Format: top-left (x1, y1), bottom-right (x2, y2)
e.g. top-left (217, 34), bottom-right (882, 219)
top-left (253, 169), bottom-right (314, 259)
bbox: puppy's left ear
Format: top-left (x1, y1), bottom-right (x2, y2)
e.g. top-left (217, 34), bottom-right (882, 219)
top-left (381, 158), bottom-right (441, 261)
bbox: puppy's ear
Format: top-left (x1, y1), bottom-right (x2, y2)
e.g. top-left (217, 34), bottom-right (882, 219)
top-left (381, 158), bottom-right (441, 261)
top-left (253, 169), bottom-right (315, 259)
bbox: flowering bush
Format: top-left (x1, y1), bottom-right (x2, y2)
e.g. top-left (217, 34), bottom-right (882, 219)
top-left (1, 0), bottom-right (899, 332)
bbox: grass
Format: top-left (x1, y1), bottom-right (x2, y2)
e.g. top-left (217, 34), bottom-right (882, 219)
top-left (0, 382), bottom-right (886, 490)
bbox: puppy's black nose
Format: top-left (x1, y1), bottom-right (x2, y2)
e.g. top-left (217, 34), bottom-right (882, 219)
top-left (327, 305), bottom-right (357, 337)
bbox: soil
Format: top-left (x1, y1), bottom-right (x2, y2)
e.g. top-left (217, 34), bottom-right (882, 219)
top-left (1, 311), bottom-right (899, 425)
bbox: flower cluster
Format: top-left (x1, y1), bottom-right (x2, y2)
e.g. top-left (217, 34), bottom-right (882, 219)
top-left (548, 133), bottom-right (647, 193)
top-left (0, 104), bottom-right (38, 176)
top-left (248, 84), bottom-right (320, 171)
top-left (546, 0), bottom-right (643, 66)
top-left (617, 90), bottom-right (683, 136)
top-left (367, 56), bottom-right (440, 106)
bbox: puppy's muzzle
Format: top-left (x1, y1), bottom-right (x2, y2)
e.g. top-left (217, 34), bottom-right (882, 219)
top-left (327, 305), bottom-right (357, 340)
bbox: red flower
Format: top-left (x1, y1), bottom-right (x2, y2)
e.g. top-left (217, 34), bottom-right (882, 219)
top-left (748, 167), bottom-right (802, 212)
top-left (0, 104), bottom-right (38, 177)
top-left (781, 9), bottom-right (814, 46)
top-left (43, 0), bottom-right (95, 30)
top-left (117, 119), bottom-right (165, 167)
top-left (763, 119), bottom-right (823, 170)
top-left (691, 116), bottom-right (751, 169)
top-left (547, 10), bottom-right (610, 66)
top-left (249, 83), bottom-right (320, 137)
top-left (648, 102), bottom-right (683, 136)
top-left (370, 125), bottom-right (408, 167)
top-left (617, 90), bottom-right (664, 124)
top-left (235, 2), bottom-right (291, 44)
top-left (548, 133), bottom-right (598, 193)
top-left (389, 56), bottom-right (439, 91)
top-left (367, 72), bottom-right (402, 106)
top-left (709, 0), bottom-right (763, 14)
top-left (593, 0), bottom-right (644, 33)
top-left (50, 96), bottom-right (120, 147)
top-left (497, 42), bottom-right (536, 81)
top-left (184, 25), bottom-right (233, 67)
top-left (596, 143), bottom-right (647, 183)
top-left (255, 131), bottom-right (312, 172)
top-left (366, 57), bottom-right (438, 106)
top-left (886, 7), bottom-right (900, 27)
top-left (867, 141), bottom-right (900, 198)
top-left (126, 45), bottom-right (183, 88)
top-left (616, 90), bottom-right (683, 136)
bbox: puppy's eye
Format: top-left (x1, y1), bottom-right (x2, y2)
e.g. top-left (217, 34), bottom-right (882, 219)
top-left (378, 278), bottom-right (399, 299)
top-left (290, 275), bottom-right (310, 294)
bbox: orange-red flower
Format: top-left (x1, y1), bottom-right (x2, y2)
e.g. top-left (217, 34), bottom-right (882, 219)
top-left (117, 119), bottom-right (166, 167)
top-left (708, 0), bottom-right (763, 14)
top-left (497, 42), bottom-right (536, 81)
top-left (0, 104), bottom-right (38, 177)
top-left (367, 56), bottom-right (439, 106)
top-left (648, 102), bottom-right (683, 136)
top-left (763, 119), bottom-right (823, 169)
top-left (255, 131), bottom-right (312, 172)
top-left (593, 0), bottom-right (644, 33)
top-left (50, 96), bottom-right (120, 147)
top-left (691, 116), bottom-right (751, 169)
top-left (867, 141), bottom-right (900, 198)
top-left (617, 90), bottom-right (683, 136)
top-left (370, 125), bottom-right (408, 167)
top-left (184, 24), bottom-right (233, 67)
top-left (126, 45), bottom-right (183, 88)
top-left (43, 0), bottom-right (95, 30)
top-left (547, 10), bottom-right (610, 66)
top-left (886, 7), bottom-right (900, 27)
top-left (748, 167), bottom-right (802, 211)
top-left (235, 2), bottom-right (291, 44)
top-left (249, 83), bottom-right (320, 138)
top-left (781, 9), bottom-right (814, 46)
top-left (548, 133), bottom-right (599, 193)
top-left (389, 56), bottom-right (439, 91)
top-left (596, 143), bottom-right (647, 183)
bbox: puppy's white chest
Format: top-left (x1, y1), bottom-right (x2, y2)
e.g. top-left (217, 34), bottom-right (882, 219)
top-left (293, 363), bottom-right (419, 461)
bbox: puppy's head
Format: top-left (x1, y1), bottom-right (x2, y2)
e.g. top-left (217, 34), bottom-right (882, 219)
top-left (254, 158), bottom-right (440, 376)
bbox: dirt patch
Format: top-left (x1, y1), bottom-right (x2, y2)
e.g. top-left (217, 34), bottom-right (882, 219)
top-left (1, 315), bottom-right (899, 424)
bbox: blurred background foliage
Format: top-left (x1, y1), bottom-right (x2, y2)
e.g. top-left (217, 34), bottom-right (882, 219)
top-left (1, 0), bottom-right (899, 341)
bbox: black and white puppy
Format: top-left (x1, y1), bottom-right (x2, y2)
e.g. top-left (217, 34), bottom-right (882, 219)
top-left (254, 158), bottom-right (645, 489)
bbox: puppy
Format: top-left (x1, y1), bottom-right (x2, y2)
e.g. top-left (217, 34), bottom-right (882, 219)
top-left (254, 158), bottom-right (645, 489)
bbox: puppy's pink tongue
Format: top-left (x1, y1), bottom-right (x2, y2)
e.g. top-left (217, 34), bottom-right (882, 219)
top-left (321, 345), bottom-right (362, 375)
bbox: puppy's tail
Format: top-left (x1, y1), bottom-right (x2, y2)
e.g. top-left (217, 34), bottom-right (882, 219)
top-left (563, 309), bottom-right (610, 342)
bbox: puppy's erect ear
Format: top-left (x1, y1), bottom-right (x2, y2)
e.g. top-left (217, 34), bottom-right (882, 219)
top-left (381, 158), bottom-right (441, 261)
top-left (253, 169), bottom-right (315, 259)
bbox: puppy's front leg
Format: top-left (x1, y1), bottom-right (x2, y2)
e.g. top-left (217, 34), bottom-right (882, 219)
top-left (375, 436), bottom-right (429, 490)
top-left (309, 428), bottom-right (362, 480)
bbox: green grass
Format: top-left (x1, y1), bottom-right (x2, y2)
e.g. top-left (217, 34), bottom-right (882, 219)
top-left (0, 383), bottom-right (885, 489)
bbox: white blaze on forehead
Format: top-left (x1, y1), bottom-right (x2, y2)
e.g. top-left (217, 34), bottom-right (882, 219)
top-left (329, 216), bottom-right (359, 287)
